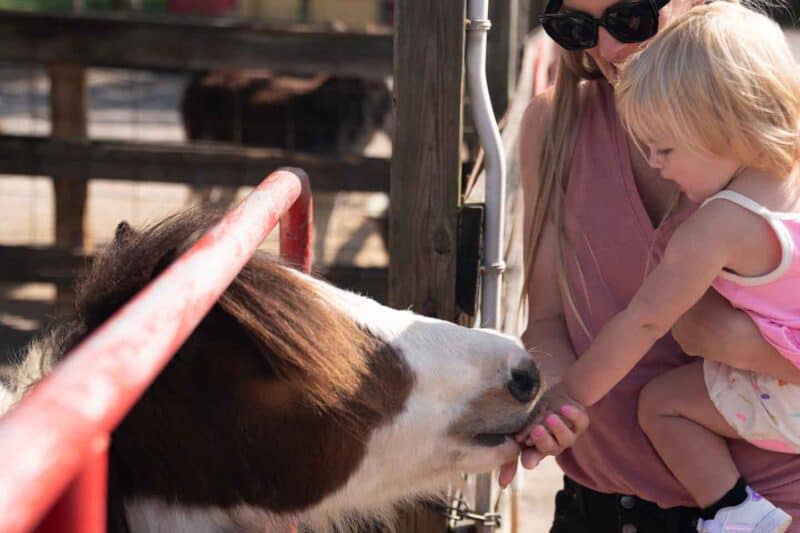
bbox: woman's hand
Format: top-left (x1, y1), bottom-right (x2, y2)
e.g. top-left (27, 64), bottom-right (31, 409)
top-left (674, 289), bottom-right (800, 384)
top-left (498, 383), bottom-right (589, 488)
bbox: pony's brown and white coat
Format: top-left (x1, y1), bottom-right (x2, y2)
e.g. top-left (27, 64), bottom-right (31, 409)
top-left (0, 210), bottom-right (541, 533)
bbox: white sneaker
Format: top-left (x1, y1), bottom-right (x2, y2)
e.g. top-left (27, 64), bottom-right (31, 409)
top-left (696, 487), bottom-right (792, 533)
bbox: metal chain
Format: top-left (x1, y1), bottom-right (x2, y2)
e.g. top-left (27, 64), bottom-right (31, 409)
top-left (439, 494), bottom-right (502, 529)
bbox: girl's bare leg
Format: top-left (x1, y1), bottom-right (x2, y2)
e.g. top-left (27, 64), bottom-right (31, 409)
top-left (637, 360), bottom-right (741, 507)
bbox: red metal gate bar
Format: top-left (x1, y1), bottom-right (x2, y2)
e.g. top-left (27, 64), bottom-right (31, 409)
top-left (35, 436), bottom-right (109, 533)
top-left (279, 168), bottom-right (313, 272)
top-left (0, 168), bottom-right (311, 533)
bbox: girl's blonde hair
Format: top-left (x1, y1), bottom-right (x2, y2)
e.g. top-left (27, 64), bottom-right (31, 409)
top-left (616, 2), bottom-right (800, 177)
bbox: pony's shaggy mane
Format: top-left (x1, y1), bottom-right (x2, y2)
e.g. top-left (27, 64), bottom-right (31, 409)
top-left (8, 208), bottom-right (405, 432)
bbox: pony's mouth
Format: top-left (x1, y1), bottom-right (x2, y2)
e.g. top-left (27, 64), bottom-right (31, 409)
top-left (469, 407), bottom-right (541, 447)
top-left (472, 433), bottom-right (513, 447)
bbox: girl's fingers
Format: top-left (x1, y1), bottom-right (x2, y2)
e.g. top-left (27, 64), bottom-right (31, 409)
top-left (560, 404), bottom-right (590, 433)
top-left (516, 411), bottom-right (550, 443)
top-left (528, 423), bottom-right (559, 454)
top-left (515, 422), bottom-right (533, 443)
top-left (526, 409), bottom-right (586, 453)
top-left (521, 447), bottom-right (543, 469)
top-left (505, 402), bottom-right (589, 486)
top-left (545, 413), bottom-right (576, 449)
top-left (524, 423), bottom-right (545, 446)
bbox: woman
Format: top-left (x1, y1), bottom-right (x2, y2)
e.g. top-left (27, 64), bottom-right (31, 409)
top-left (501, 0), bottom-right (800, 531)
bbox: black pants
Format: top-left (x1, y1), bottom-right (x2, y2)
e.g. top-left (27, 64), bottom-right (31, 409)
top-left (550, 477), bottom-right (702, 533)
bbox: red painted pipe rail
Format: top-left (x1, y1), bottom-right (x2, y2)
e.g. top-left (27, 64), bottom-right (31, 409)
top-left (0, 168), bottom-right (312, 533)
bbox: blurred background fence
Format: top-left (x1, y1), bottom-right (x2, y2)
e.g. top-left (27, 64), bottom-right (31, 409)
top-left (0, 0), bottom-right (401, 358)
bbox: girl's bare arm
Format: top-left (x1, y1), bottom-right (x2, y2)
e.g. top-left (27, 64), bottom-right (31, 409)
top-left (562, 204), bottom-right (735, 406)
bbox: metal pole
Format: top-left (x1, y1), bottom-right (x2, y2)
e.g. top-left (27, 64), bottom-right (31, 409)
top-left (467, 1), bottom-right (507, 531)
top-left (279, 167), bottom-right (313, 272)
top-left (467, 0), bottom-right (507, 332)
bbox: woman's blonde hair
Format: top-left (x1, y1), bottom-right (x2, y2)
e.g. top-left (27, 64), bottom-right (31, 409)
top-left (616, 2), bottom-right (800, 177)
top-left (522, 46), bottom-right (604, 336)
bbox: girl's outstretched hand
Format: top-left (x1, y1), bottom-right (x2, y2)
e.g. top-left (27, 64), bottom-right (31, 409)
top-left (498, 382), bottom-right (589, 488)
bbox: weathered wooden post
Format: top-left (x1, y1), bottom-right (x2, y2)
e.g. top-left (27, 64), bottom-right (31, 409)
top-left (390, 0), bottom-right (467, 531)
top-left (49, 0), bottom-right (91, 305)
top-left (48, 64), bottom-right (88, 305)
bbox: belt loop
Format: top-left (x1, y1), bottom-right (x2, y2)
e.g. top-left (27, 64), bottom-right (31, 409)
top-left (663, 506), bottom-right (678, 532)
top-left (565, 476), bottom-right (588, 517)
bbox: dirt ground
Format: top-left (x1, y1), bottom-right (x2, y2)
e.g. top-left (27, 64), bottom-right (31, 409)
top-left (0, 65), bottom-right (563, 531)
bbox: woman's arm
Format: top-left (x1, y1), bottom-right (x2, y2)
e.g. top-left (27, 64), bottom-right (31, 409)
top-left (673, 289), bottom-right (800, 384)
top-left (518, 88), bottom-right (578, 386)
top-left (498, 91), bottom-right (590, 487)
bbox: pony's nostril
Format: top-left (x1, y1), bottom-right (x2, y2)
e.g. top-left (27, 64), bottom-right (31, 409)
top-left (508, 363), bottom-right (540, 403)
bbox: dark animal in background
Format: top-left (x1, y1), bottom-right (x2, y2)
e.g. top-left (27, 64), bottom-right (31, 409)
top-left (180, 70), bottom-right (392, 255)
top-left (181, 70), bottom-right (391, 154)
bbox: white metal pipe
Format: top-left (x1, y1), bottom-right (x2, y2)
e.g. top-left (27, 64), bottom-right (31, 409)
top-left (467, 0), bottom-right (507, 332)
top-left (466, 1), bottom-right (508, 531)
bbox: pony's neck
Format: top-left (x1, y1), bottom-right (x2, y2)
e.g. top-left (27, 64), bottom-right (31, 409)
top-left (291, 268), bottom-right (417, 340)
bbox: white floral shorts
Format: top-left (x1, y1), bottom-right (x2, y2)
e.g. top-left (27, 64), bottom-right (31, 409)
top-left (704, 360), bottom-right (800, 454)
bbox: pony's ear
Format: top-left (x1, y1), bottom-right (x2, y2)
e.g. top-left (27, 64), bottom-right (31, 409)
top-left (114, 221), bottom-right (134, 243)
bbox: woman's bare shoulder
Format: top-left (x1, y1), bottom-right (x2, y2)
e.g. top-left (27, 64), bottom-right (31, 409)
top-left (520, 81), bottom-right (592, 131)
top-left (519, 88), bottom-right (555, 194)
top-left (519, 82), bottom-right (591, 190)
top-left (520, 86), bottom-right (555, 146)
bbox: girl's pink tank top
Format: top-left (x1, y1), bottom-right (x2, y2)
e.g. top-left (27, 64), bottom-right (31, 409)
top-left (556, 80), bottom-right (800, 513)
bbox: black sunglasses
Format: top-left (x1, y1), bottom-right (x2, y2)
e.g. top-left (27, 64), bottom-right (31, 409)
top-left (539, 0), bottom-right (670, 51)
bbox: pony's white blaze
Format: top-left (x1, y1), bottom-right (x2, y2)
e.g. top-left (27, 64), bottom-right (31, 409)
top-left (302, 273), bottom-right (537, 517)
top-left (110, 270), bottom-right (537, 531)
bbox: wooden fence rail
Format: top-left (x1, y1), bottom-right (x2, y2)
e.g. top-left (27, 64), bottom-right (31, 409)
top-left (0, 10), bottom-right (393, 79)
top-left (0, 245), bottom-right (388, 302)
top-left (0, 135), bottom-right (390, 192)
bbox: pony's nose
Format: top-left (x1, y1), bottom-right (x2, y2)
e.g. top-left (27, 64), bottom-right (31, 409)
top-left (507, 359), bottom-right (540, 404)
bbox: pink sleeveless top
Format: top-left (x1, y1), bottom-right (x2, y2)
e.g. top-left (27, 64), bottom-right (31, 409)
top-left (705, 190), bottom-right (800, 368)
top-left (556, 80), bottom-right (800, 514)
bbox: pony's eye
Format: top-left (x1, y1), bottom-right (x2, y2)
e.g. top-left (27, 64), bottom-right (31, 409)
top-left (657, 148), bottom-right (673, 157)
